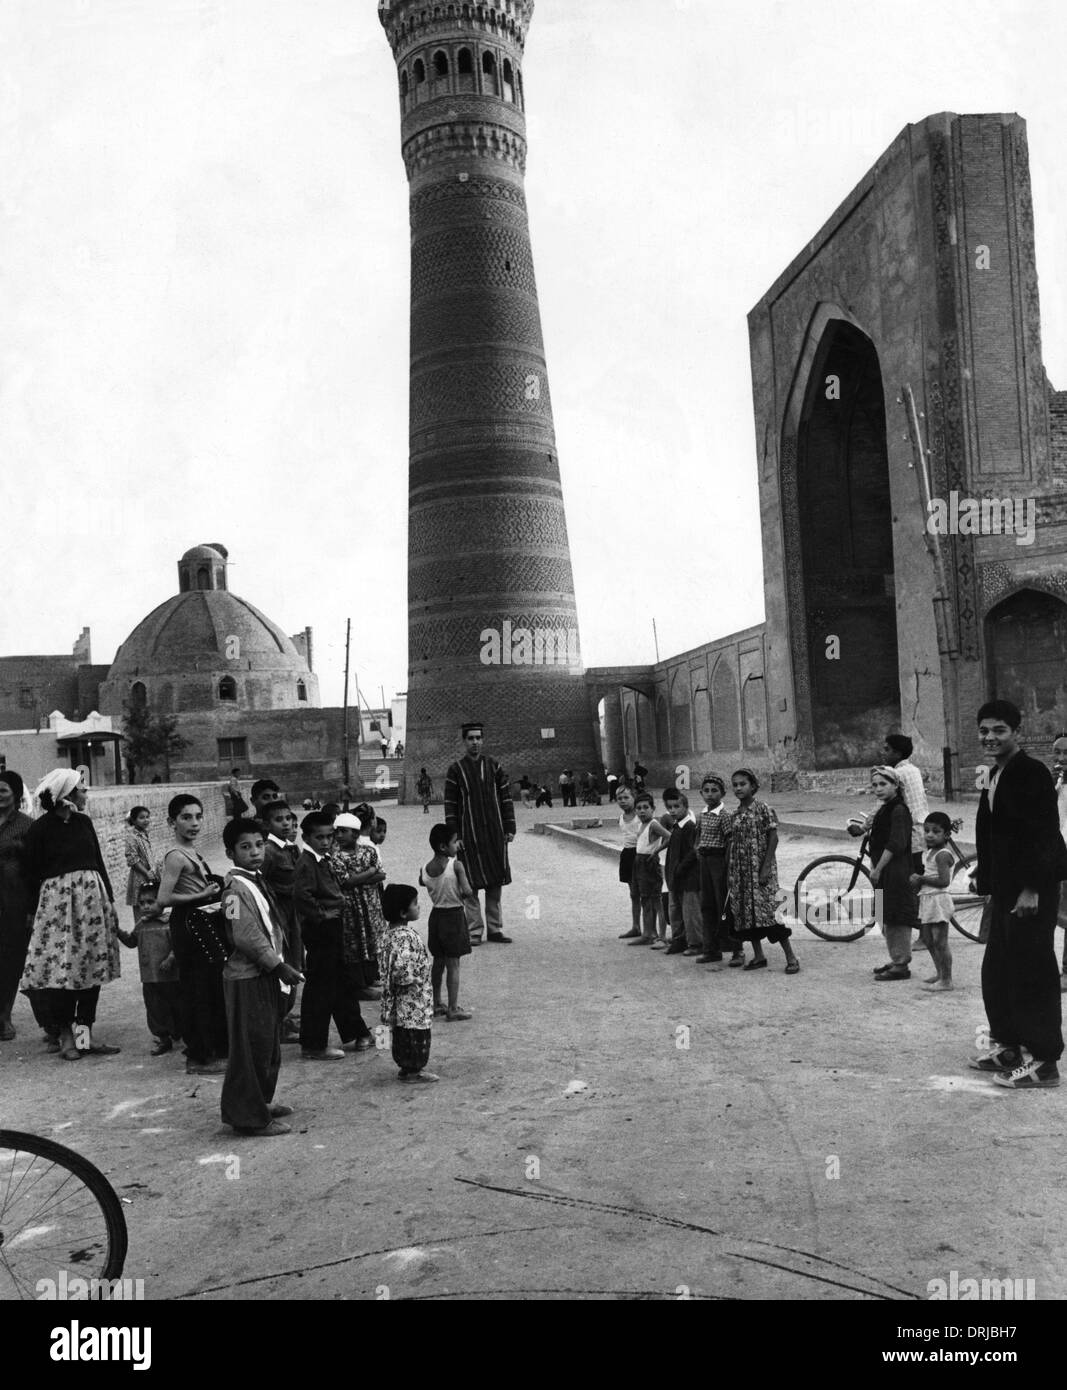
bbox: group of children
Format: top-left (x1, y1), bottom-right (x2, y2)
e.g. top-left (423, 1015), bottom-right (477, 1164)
top-left (120, 792), bottom-right (480, 1136)
top-left (615, 771), bottom-right (799, 974)
top-left (614, 767), bottom-right (960, 989)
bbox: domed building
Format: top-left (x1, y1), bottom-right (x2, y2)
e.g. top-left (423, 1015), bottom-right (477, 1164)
top-left (101, 544), bottom-right (319, 715)
top-left (99, 545), bottom-right (344, 788)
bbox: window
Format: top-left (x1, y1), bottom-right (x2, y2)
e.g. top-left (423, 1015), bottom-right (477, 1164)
top-left (18, 687), bottom-right (33, 708)
top-left (482, 50), bottom-right (496, 74)
top-left (433, 50), bottom-right (448, 77)
top-left (297, 680), bottom-right (308, 702)
top-left (457, 47), bottom-right (473, 73)
top-left (218, 676), bottom-right (237, 701)
top-left (217, 737), bottom-right (247, 762)
top-left (414, 58), bottom-right (425, 83)
top-left (502, 57), bottom-right (514, 101)
top-left (130, 682), bottom-right (147, 708)
top-left (196, 566), bottom-right (210, 589)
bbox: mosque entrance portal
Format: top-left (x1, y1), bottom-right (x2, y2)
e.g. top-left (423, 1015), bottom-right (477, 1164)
top-left (795, 320), bottom-right (901, 766)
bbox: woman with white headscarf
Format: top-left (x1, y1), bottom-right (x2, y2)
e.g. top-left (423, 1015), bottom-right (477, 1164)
top-left (20, 769), bottom-right (122, 1059)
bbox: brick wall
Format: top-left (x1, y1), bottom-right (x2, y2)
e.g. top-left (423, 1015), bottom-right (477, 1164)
top-left (0, 657), bottom-right (78, 728)
top-left (85, 780), bottom-right (228, 893)
top-left (1051, 389), bottom-right (1067, 471)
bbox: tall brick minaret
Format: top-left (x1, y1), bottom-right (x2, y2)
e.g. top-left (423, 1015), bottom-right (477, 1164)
top-left (379, 0), bottom-right (598, 797)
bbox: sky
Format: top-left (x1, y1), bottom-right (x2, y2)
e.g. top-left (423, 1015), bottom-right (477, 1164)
top-left (1, 0), bottom-right (1065, 708)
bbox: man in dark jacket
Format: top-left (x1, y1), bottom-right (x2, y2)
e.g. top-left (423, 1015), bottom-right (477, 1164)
top-left (970, 699), bottom-right (1065, 1088)
top-left (662, 788), bottom-right (701, 956)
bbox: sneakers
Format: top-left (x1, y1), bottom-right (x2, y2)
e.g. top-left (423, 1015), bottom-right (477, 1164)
top-left (968, 1045), bottom-right (1021, 1073)
top-left (301, 1048), bottom-right (346, 1061)
top-left (993, 1057), bottom-right (1060, 1089)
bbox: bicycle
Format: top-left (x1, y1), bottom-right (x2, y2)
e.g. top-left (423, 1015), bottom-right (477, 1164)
top-left (0, 1129), bottom-right (128, 1300)
top-left (793, 822), bottom-right (986, 943)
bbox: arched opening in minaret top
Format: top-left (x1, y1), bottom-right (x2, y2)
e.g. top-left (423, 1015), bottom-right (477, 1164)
top-left (457, 46), bottom-right (474, 90)
top-left (433, 50), bottom-right (448, 78)
top-left (502, 58), bottom-right (514, 101)
top-left (481, 49), bottom-right (497, 95)
top-left (414, 57), bottom-right (425, 83)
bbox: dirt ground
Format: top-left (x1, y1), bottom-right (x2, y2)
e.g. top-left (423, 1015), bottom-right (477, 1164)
top-left (2, 801), bottom-right (1064, 1301)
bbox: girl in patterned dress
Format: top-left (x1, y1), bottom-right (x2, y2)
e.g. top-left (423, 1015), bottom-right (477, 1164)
top-left (329, 812), bottom-right (384, 1006)
top-left (20, 770), bottom-right (123, 1059)
top-left (380, 883), bottom-right (437, 1084)
top-left (726, 768), bottom-right (799, 974)
top-left (123, 806), bottom-right (155, 916)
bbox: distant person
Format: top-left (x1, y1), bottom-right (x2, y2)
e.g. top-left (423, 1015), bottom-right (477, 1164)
top-left (417, 767), bottom-right (433, 814)
top-left (518, 775), bottom-right (533, 808)
top-left (534, 784), bottom-right (553, 809)
top-left (225, 770), bottom-right (250, 818)
top-left (970, 700), bottom-right (1065, 1088)
top-left (394, 740), bottom-right (405, 759)
top-left (606, 772), bottom-right (619, 802)
top-left (444, 723), bottom-right (515, 945)
top-left (559, 769), bottom-right (577, 808)
top-left (632, 762), bottom-right (648, 794)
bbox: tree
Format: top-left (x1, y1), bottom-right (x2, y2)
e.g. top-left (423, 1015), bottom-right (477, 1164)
top-left (121, 700), bottom-right (187, 783)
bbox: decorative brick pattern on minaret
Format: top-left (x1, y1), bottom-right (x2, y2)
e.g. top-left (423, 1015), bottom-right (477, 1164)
top-left (379, 0), bottom-right (598, 793)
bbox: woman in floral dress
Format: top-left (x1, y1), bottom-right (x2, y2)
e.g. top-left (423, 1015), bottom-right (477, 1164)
top-left (726, 768), bottom-right (799, 974)
top-left (20, 769), bottom-right (122, 1059)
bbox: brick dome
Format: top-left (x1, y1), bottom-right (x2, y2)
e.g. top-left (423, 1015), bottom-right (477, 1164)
top-left (99, 545), bottom-right (319, 715)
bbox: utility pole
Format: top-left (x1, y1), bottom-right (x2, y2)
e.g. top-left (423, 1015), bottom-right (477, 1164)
top-left (652, 618), bottom-right (660, 663)
top-left (342, 618), bottom-right (351, 791)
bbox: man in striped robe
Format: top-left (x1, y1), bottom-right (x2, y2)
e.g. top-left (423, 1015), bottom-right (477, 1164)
top-left (444, 724), bottom-right (516, 945)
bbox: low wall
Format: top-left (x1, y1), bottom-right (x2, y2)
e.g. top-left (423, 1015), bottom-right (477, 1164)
top-left (85, 781), bottom-right (228, 895)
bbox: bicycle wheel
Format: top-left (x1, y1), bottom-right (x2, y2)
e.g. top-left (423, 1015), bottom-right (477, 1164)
top-left (947, 854), bottom-right (986, 942)
top-left (0, 1130), bottom-right (128, 1300)
top-left (793, 856), bottom-right (876, 942)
